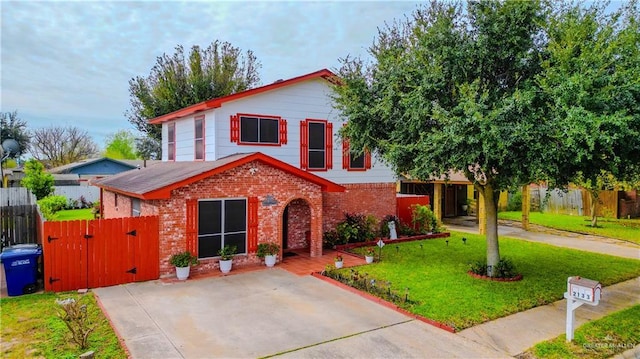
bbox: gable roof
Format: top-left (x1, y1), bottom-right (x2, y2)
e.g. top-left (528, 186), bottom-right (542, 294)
top-left (92, 152), bottom-right (345, 200)
top-left (148, 69), bottom-right (338, 124)
top-left (49, 157), bottom-right (137, 174)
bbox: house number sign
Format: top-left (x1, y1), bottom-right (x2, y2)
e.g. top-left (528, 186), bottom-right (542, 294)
top-left (563, 276), bottom-right (601, 342)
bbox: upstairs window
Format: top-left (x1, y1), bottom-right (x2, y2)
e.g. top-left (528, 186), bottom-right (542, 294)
top-left (300, 119), bottom-right (333, 171)
top-left (230, 114), bottom-right (287, 146)
top-left (195, 116), bottom-right (205, 160)
top-left (342, 138), bottom-right (371, 171)
top-left (167, 123), bottom-right (176, 161)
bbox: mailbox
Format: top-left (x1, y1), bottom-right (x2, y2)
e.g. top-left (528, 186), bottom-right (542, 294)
top-left (568, 276), bottom-right (601, 304)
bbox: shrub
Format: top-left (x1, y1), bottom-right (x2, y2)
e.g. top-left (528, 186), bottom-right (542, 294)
top-left (469, 257), bottom-right (517, 278)
top-left (506, 191), bottom-right (523, 212)
top-left (322, 229), bottom-right (342, 248)
top-left (21, 159), bottom-right (54, 199)
top-left (411, 204), bottom-right (437, 234)
top-left (256, 242), bottom-right (279, 258)
top-left (469, 260), bottom-right (488, 276)
top-left (38, 195), bottom-right (69, 220)
top-left (56, 297), bottom-right (96, 349)
top-left (335, 212), bottom-right (378, 244)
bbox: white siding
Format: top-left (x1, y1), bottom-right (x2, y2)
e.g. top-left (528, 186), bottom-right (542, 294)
top-left (161, 78), bottom-right (397, 184)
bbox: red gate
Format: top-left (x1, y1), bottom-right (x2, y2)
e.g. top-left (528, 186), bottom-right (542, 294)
top-left (42, 216), bottom-right (159, 292)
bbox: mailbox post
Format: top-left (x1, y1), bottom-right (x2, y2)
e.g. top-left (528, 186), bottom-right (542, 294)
top-left (563, 276), bottom-right (602, 342)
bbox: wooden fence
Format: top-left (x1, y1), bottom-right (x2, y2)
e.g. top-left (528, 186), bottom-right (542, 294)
top-left (43, 216), bottom-right (159, 292)
top-left (0, 205), bottom-right (40, 248)
top-left (1, 187), bottom-right (37, 206)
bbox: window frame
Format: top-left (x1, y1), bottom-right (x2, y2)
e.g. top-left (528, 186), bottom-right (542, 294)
top-left (231, 113), bottom-right (287, 146)
top-left (131, 198), bottom-right (141, 217)
top-left (194, 115), bottom-right (205, 161)
top-left (342, 138), bottom-right (371, 172)
top-left (197, 198), bottom-right (248, 259)
top-left (167, 122), bottom-right (176, 161)
top-left (300, 119), bottom-right (332, 171)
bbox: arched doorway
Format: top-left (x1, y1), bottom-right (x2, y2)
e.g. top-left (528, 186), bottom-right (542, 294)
top-left (282, 198), bottom-right (312, 257)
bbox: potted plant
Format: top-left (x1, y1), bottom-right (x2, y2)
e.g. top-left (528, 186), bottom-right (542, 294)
top-left (256, 242), bottom-right (280, 267)
top-left (334, 254), bottom-right (344, 269)
top-left (218, 245), bottom-right (237, 274)
top-left (364, 247), bottom-right (375, 264)
top-left (169, 251), bottom-right (198, 280)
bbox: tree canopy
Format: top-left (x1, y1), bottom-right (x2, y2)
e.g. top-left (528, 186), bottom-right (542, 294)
top-left (0, 111), bottom-right (29, 158)
top-left (29, 125), bottom-right (99, 167)
top-left (126, 40), bottom-right (262, 141)
top-left (104, 130), bottom-right (138, 160)
top-left (21, 159), bottom-right (54, 200)
top-left (332, 0), bottom-right (639, 275)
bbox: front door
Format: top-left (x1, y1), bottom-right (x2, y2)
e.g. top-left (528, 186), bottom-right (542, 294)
top-left (445, 186), bottom-right (457, 217)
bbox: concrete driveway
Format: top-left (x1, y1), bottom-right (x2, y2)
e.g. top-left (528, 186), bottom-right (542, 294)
top-left (94, 269), bottom-right (507, 358)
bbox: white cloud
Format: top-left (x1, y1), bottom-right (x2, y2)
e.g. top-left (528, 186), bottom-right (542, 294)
top-left (1, 0), bottom-right (420, 147)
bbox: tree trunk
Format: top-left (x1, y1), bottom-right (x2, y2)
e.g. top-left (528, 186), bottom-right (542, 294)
top-left (590, 191), bottom-right (599, 227)
top-left (479, 184), bottom-right (500, 277)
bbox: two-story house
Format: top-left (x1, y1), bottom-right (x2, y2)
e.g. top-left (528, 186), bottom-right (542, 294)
top-left (94, 69), bottom-right (398, 277)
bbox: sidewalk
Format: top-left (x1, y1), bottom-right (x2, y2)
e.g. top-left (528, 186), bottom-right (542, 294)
top-left (444, 219), bottom-right (639, 357)
top-left (445, 220), bottom-right (639, 260)
top-left (457, 277), bottom-right (639, 357)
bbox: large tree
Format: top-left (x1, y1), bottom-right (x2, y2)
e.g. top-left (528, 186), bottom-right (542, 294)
top-left (0, 111), bottom-right (29, 158)
top-left (539, 1), bottom-right (640, 226)
top-left (126, 40), bottom-right (261, 141)
top-left (29, 126), bottom-right (99, 167)
top-left (104, 130), bottom-right (138, 160)
top-left (332, 0), bottom-right (635, 276)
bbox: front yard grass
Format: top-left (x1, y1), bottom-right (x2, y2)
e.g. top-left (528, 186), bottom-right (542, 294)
top-left (497, 211), bottom-right (640, 245)
top-left (343, 232), bottom-right (640, 331)
top-left (523, 305), bottom-right (640, 359)
top-left (1, 291), bottom-right (126, 358)
top-left (52, 208), bottom-right (94, 221)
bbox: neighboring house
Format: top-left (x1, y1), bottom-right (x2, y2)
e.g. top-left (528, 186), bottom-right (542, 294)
top-left (3, 168), bottom-right (80, 187)
top-left (93, 69), bottom-right (398, 277)
top-left (49, 157), bottom-right (159, 183)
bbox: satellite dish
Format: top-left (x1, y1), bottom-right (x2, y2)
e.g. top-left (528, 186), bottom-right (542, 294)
top-left (1, 139), bottom-right (20, 158)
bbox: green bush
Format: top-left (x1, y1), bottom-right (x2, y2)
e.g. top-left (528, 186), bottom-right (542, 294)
top-left (322, 229), bottom-right (342, 248)
top-left (506, 191), bottom-right (523, 211)
top-left (411, 204), bottom-right (439, 234)
top-left (21, 159), bottom-right (54, 200)
top-left (38, 195), bottom-right (69, 220)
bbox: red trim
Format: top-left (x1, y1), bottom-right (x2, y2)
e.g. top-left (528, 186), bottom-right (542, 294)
top-left (280, 118), bottom-right (287, 145)
top-left (167, 123), bottom-right (176, 161)
top-left (247, 197), bottom-right (259, 253)
top-left (194, 115), bottom-right (205, 161)
top-left (326, 122), bottom-right (333, 170)
top-left (232, 113), bottom-right (286, 147)
top-left (230, 115), bottom-right (240, 143)
top-left (97, 152), bottom-right (346, 199)
top-left (300, 121), bottom-right (308, 170)
top-left (149, 69), bottom-right (338, 124)
top-left (186, 199), bottom-right (198, 256)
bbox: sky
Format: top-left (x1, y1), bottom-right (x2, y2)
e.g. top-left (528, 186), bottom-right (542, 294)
top-left (1, 1), bottom-right (422, 149)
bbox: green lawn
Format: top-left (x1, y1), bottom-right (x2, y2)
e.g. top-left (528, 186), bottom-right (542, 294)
top-left (1, 291), bottom-right (126, 358)
top-left (343, 232), bottom-right (640, 331)
top-left (52, 208), bottom-right (95, 221)
top-left (526, 305), bottom-right (640, 358)
top-left (498, 211), bottom-right (640, 245)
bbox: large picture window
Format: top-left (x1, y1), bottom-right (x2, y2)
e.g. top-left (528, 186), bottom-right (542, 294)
top-left (300, 119), bottom-right (333, 171)
top-left (230, 114), bottom-right (287, 146)
top-left (197, 199), bottom-right (247, 259)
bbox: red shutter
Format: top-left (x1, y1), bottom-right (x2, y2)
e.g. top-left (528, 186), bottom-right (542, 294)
top-left (186, 199), bottom-right (198, 257)
top-left (279, 118), bottom-right (288, 145)
top-left (326, 122), bottom-right (333, 169)
top-left (230, 115), bottom-right (239, 143)
top-left (300, 120), bottom-right (308, 169)
top-left (365, 150), bottom-right (372, 169)
top-left (247, 197), bottom-right (259, 253)
top-left (342, 139), bottom-right (350, 169)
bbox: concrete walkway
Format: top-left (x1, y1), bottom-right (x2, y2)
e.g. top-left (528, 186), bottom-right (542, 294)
top-left (458, 277), bottom-right (639, 357)
top-left (445, 221), bottom-right (639, 260)
top-left (445, 219), bottom-right (639, 357)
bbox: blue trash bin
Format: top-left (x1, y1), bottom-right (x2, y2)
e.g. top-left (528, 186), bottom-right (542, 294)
top-left (1, 244), bottom-right (42, 296)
